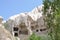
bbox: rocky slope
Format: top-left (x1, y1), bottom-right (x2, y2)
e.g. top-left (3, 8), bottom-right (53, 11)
top-left (0, 16), bottom-right (19, 40)
top-left (0, 4), bottom-right (47, 40)
top-left (0, 25), bottom-right (15, 40)
top-left (6, 4), bottom-right (44, 27)
top-left (4, 4), bottom-right (44, 33)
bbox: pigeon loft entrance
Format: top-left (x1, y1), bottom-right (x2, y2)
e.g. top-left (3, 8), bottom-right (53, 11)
top-left (14, 32), bottom-right (18, 37)
top-left (13, 27), bottom-right (18, 31)
top-left (13, 27), bottom-right (19, 37)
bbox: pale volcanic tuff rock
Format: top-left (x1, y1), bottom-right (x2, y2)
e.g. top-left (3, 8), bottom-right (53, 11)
top-left (0, 16), bottom-right (16, 40)
top-left (3, 4), bottom-right (46, 40)
top-left (0, 26), bottom-right (15, 40)
top-left (6, 5), bottom-right (44, 32)
top-left (7, 4), bottom-right (44, 26)
top-left (5, 5), bottom-right (44, 31)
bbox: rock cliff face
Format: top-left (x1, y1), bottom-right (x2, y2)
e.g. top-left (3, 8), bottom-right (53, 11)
top-left (0, 26), bottom-right (15, 40)
top-left (3, 5), bottom-right (48, 40)
top-left (0, 16), bottom-right (16, 40)
top-left (1, 4), bottom-right (47, 40)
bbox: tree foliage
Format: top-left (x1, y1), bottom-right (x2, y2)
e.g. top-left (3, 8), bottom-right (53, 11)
top-left (43, 0), bottom-right (60, 40)
top-left (29, 33), bottom-right (41, 40)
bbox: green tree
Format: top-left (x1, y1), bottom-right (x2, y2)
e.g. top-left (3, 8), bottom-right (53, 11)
top-left (43, 0), bottom-right (60, 40)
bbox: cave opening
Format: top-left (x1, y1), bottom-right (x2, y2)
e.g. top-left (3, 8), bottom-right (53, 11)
top-left (36, 29), bottom-right (39, 32)
top-left (13, 27), bottom-right (18, 31)
top-left (14, 33), bottom-right (18, 37)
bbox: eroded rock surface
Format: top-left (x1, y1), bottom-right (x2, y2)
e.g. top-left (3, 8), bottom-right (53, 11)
top-left (0, 16), bottom-right (16, 40)
top-left (0, 5), bottom-right (48, 40)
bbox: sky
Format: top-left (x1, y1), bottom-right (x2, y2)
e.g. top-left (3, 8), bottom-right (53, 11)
top-left (0, 0), bottom-right (43, 20)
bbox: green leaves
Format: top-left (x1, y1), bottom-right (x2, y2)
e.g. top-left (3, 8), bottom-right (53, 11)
top-left (43, 0), bottom-right (60, 40)
top-left (29, 33), bottom-right (41, 40)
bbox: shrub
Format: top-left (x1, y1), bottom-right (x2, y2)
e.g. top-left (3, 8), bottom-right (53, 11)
top-left (29, 33), bottom-right (41, 40)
